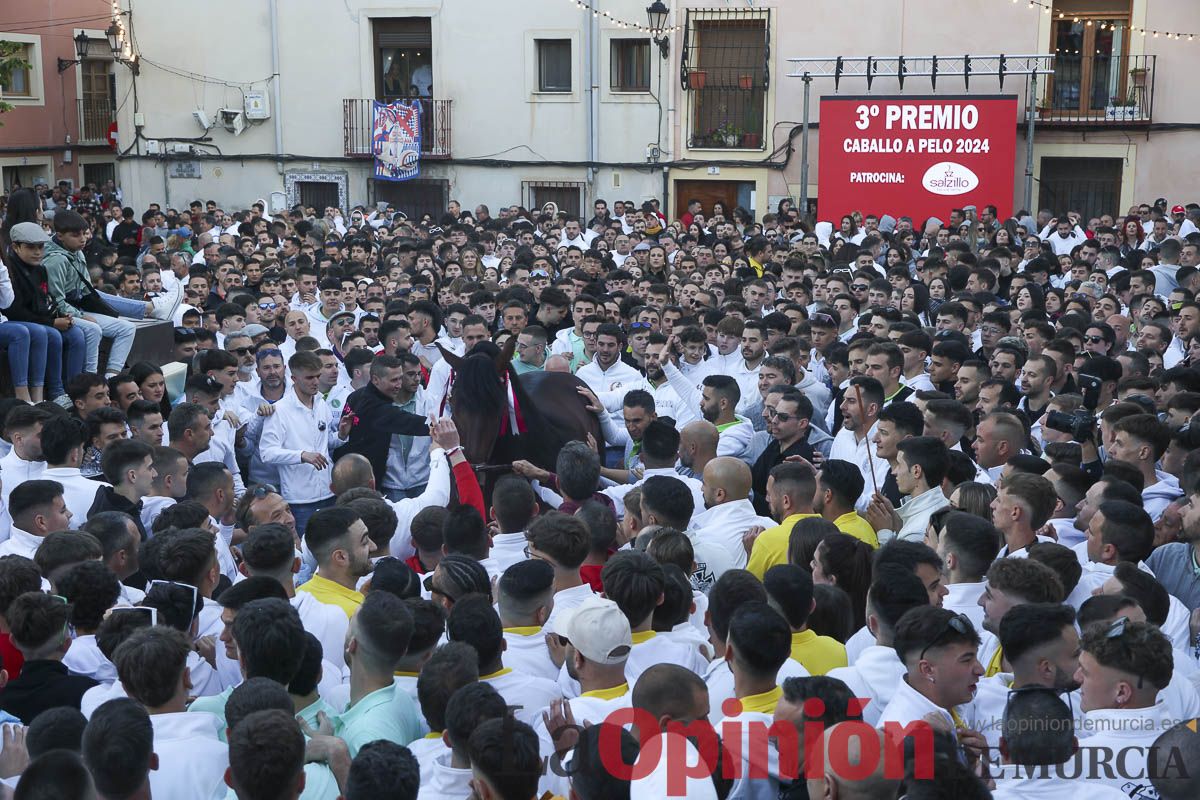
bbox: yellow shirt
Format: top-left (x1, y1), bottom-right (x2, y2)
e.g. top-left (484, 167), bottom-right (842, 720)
top-left (297, 574), bottom-right (364, 619)
top-left (746, 513), bottom-right (821, 579)
top-left (739, 686), bottom-right (783, 715)
top-left (581, 683), bottom-right (629, 700)
top-left (749, 257), bottom-right (765, 278)
top-left (833, 511), bottom-right (880, 549)
top-left (789, 629), bottom-right (848, 676)
top-left (985, 646), bottom-right (1005, 678)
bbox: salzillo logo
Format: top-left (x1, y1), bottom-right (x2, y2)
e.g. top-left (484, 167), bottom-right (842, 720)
top-left (922, 161), bottom-right (979, 196)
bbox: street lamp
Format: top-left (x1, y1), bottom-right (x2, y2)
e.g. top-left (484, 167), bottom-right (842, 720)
top-left (646, 1), bottom-right (670, 58)
top-left (57, 31), bottom-right (92, 73)
top-left (105, 22), bottom-right (121, 58)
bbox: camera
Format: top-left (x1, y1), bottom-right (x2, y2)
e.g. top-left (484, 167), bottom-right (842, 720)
top-left (1076, 372), bottom-right (1103, 412)
top-left (1045, 409), bottom-right (1096, 443)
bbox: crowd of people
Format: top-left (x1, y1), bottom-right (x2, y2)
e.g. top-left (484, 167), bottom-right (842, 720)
top-left (0, 180), bottom-right (1198, 800)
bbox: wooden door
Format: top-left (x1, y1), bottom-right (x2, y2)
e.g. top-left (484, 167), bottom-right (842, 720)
top-left (81, 60), bottom-right (112, 142)
top-left (675, 180), bottom-right (738, 221)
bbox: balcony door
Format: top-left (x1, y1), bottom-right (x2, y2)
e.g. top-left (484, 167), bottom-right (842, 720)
top-left (1050, 8), bottom-right (1130, 115)
top-left (374, 18), bottom-right (433, 101)
top-left (81, 60), bottom-right (114, 142)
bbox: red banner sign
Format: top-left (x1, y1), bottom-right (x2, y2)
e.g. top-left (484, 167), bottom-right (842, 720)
top-left (817, 95), bottom-right (1018, 225)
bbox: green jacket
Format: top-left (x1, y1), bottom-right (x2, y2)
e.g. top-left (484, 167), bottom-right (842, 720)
top-left (42, 238), bottom-right (92, 318)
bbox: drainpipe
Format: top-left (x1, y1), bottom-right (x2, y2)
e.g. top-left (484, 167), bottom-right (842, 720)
top-left (585, 0), bottom-right (598, 193)
top-left (269, 0), bottom-right (284, 177)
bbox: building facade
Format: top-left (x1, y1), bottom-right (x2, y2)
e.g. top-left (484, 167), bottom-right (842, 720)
top-left (7, 0), bottom-right (1196, 221)
top-left (0, 0), bottom-right (120, 192)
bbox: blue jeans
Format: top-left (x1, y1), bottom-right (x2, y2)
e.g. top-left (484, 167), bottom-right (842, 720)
top-left (0, 322), bottom-right (39, 388)
top-left (60, 323), bottom-right (86, 384)
top-left (5, 322), bottom-right (65, 396)
top-left (75, 313), bottom-right (136, 376)
top-left (98, 291), bottom-right (148, 320)
top-left (291, 497), bottom-right (335, 537)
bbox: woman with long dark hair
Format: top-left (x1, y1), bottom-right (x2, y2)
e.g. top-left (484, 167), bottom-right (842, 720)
top-left (130, 361), bottom-right (173, 418)
top-left (811, 533), bottom-right (874, 628)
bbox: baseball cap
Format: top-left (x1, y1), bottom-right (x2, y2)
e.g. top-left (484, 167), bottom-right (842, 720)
top-left (318, 277), bottom-right (342, 292)
top-left (1172, 205), bottom-right (1186, 215)
top-left (555, 595), bottom-right (632, 665)
top-left (327, 310), bottom-right (356, 326)
top-left (242, 323), bottom-right (270, 338)
top-left (8, 222), bottom-right (50, 245)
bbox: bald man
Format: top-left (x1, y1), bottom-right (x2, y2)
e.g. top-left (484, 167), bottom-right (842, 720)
top-left (806, 723), bottom-right (900, 800)
top-left (331, 452), bottom-right (376, 496)
top-left (544, 354), bottom-right (572, 373)
top-left (678, 420), bottom-right (719, 480)
top-left (690, 456), bottom-right (775, 568)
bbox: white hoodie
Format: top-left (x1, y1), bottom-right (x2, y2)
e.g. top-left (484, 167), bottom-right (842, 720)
top-left (825, 644), bottom-right (907, 726)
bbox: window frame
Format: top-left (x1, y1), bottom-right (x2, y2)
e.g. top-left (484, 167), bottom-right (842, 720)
top-left (609, 38), bottom-right (651, 93)
top-left (0, 35), bottom-right (43, 104)
top-left (535, 38), bottom-right (572, 94)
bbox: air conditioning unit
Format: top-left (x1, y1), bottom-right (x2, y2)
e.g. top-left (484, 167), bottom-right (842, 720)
top-left (218, 108), bottom-right (247, 136)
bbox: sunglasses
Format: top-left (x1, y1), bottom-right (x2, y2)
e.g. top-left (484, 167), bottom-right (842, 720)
top-left (629, 321), bottom-right (653, 330)
top-left (174, 327), bottom-right (195, 336)
top-left (229, 346), bottom-right (252, 356)
top-left (1085, 335), bottom-right (1107, 344)
top-left (258, 302), bottom-right (278, 311)
top-left (920, 612), bottom-right (973, 661)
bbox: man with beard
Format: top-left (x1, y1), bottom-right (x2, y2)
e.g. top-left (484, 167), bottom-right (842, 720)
top-left (592, 334), bottom-right (694, 431)
top-left (1147, 478), bottom-right (1200, 611)
top-left (829, 376), bottom-right (888, 512)
top-left (967, 603), bottom-right (1081, 751)
top-left (751, 390), bottom-right (817, 515)
top-left (335, 355), bottom-right (433, 491)
top-left (296, 506), bottom-right (374, 618)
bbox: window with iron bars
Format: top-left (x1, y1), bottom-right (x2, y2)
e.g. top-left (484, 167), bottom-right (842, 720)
top-left (681, 10), bottom-right (770, 150)
top-left (522, 181), bottom-right (586, 218)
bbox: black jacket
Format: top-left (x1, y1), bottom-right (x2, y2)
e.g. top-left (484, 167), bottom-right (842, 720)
top-left (87, 486), bottom-right (148, 540)
top-left (0, 660), bottom-right (98, 723)
top-left (4, 247), bottom-right (62, 326)
top-left (333, 383), bottom-right (431, 488)
top-left (751, 435), bottom-right (816, 516)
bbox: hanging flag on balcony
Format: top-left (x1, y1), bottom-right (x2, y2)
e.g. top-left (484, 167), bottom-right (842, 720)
top-left (372, 100), bottom-right (421, 182)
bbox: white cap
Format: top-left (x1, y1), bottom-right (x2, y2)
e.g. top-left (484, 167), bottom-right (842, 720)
top-left (556, 595), bottom-right (632, 666)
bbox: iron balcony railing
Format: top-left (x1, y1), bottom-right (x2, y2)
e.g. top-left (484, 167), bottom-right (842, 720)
top-left (1039, 53), bottom-right (1154, 124)
top-left (78, 98), bottom-right (115, 146)
top-left (343, 97), bottom-right (452, 158)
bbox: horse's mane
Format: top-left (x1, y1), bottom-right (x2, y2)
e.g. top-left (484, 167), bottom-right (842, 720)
top-left (452, 352), bottom-right (505, 417)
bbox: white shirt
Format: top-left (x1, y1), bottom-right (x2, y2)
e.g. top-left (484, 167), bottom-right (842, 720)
top-left (689, 500), bottom-right (775, 570)
top-left (62, 635), bottom-right (117, 683)
top-left (828, 422), bottom-right (889, 512)
top-left (141, 495), bottom-right (177, 535)
top-left (40, 467), bottom-right (107, 529)
top-left (0, 527), bottom-right (44, 559)
top-left (259, 388), bottom-right (343, 504)
top-left (1077, 702), bottom-right (1171, 796)
top-left (602, 467), bottom-right (704, 520)
top-left (943, 581), bottom-right (987, 632)
top-left (878, 671), bottom-right (967, 731)
top-left (990, 766), bottom-right (1130, 800)
top-left (575, 357), bottom-right (644, 395)
top-left (490, 531), bottom-right (528, 576)
top-left (416, 752), bottom-right (473, 800)
top-left (81, 679), bottom-right (127, 719)
top-left (826, 645), bottom-right (906, 726)
top-left (501, 626), bottom-right (559, 682)
top-left (595, 376), bottom-right (696, 428)
top-left (481, 667), bottom-right (561, 725)
top-left (542, 583), bottom-right (596, 636)
top-left (703, 656), bottom-right (808, 726)
top-left (148, 711), bottom-right (229, 800)
top-left (386, 447), bottom-right (451, 561)
top-left (292, 591), bottom-right (350, 675)
top-left (0, 451), bottom-right (45, 513)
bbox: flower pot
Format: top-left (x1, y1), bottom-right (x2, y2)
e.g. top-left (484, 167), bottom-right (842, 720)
top-left (738, 74), bottom-right (753, 90)
top-left (723, 134), bottom-right (739, 147)
top-left (741, 132), bottom-right (761, 148)
top-left (1130, 68), bottom-right (1147, 88)
top-left (688, 70), bottom-right (707, 90)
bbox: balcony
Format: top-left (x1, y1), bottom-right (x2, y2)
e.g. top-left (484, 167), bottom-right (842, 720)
top-left (1038, 53), bottom-right (1154, 126)
top-left (78, 99), bottom-right (115, 146)
top-left (343, 98), bottom-right (452, 159)
top-left (686, 83), bottom-right (767, 150)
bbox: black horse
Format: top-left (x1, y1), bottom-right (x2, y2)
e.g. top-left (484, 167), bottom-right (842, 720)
top-left (436, 339), bottom-right (604, 479)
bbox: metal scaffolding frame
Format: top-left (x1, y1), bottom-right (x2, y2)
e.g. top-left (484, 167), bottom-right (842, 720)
top-left (785, 54), bottom-right (1056, 215)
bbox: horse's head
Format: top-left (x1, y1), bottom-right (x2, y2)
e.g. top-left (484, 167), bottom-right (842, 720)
top-left (442, 337), bottom-right (516, 464)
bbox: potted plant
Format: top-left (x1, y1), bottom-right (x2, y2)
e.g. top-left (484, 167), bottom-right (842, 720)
top-left (741, 131), bottom-right (761, 148)
top-left (1036, 97), bottom-right (1052, 119)
top-left (738, 74), bottom-right (753, 90)
top-left (688, 69), bottom-right (707, 90)
top-left (714, 122), bottom-right (741, 147)
top-left (1130, 66), bottom-right (1147, 88)
top-left (1105, 97), bottom-right (1140, 121)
